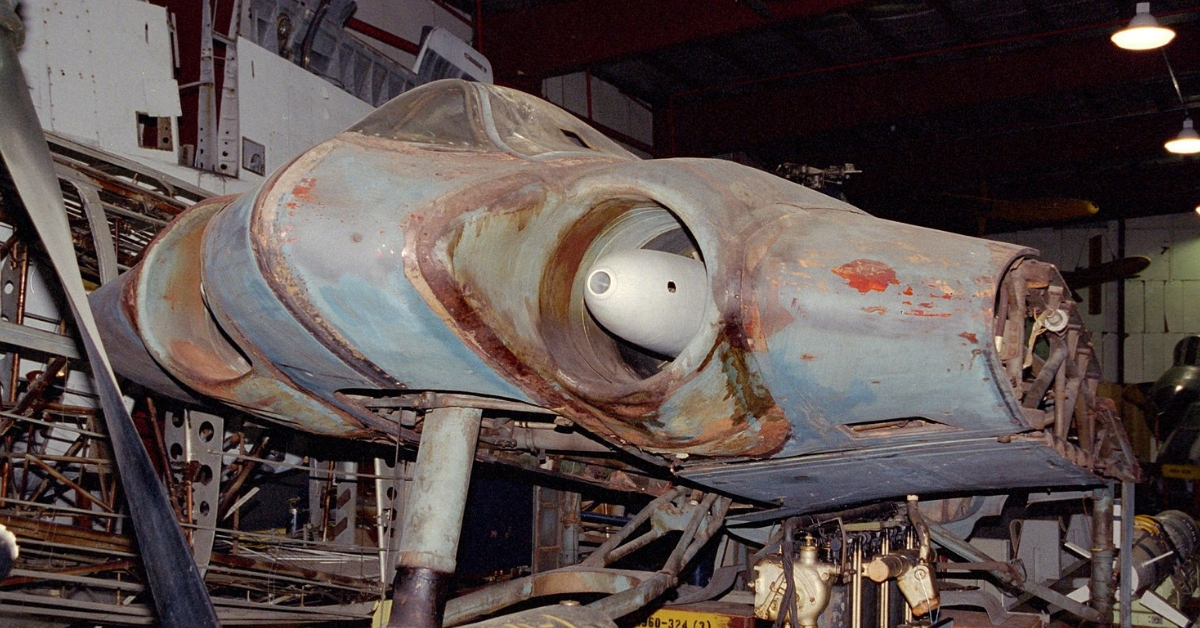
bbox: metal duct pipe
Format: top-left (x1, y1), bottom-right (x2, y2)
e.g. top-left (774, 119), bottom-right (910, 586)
top-left (390, 407), bottom-right (482, 628)
top-left (1091, 486), bottom-right (1115, 625)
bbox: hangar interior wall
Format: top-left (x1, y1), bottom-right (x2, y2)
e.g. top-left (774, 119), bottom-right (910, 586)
top-left (542, 72), bottom-right (654, 154)
top-left (997, 211), bottom-right (1200, 385)
top-left (15, 0), bottom-right (466, 197)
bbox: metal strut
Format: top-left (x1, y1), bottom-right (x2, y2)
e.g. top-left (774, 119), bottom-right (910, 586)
top-left (388, 406), bottom-right (482, 628)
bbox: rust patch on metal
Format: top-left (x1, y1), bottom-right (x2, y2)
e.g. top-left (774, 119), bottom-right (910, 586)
top-left (167, 339), bottom-right (247, 385)
top-left (800, 354), bottom-right (816, 361)
top-left (832, 259), bottom-right (899, 294)
top-left (291, 176), bottom-right (317, 202)
top-left (904, 310), bottom-right (952, 318)
top-left (959, 332), bottom-right (978, 344)
top-left (118, 265), bottom-right (143, 328)
top-left (862, 306), bottom-right (886, 315)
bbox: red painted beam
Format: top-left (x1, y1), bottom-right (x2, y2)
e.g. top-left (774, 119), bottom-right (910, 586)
top-left (484, 0), bottom-right (872, 83)
top-left (665, 24), bottom-right (1200, 157)
top-left (345, 17), bottom-right (420, 55)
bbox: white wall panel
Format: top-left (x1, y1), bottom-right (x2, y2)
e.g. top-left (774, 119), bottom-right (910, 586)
top-left (628, 100), bottom-right (653, 145)
top-left (1099, 331), bottom-right (1119, 380)
top-left (559, 72), bottom-right (589, 117)
top-left (592, 78), bottom-right (628, 136)
top-left (542, 75), bottom-right (564, 106)
top-left (1163, 333), bottom-right (1187, 373)
top-left (1183, 281), bottom-right (1200, 332)
top-left (1057, 226), bottom-right (1106, 270)
top-left (1165, 280), bottom-right (1184, 333)
top-left (1125, 332), bottom-right (1144, 384)
top-left (1129, 213), bottom-right (1177, 233)
top-left (1003, 229), bottom-right (1059, 263)
top-left (1125, 280), bottom-right (1145, 335)
top-left (1170, 234), bottom-right (1200, 280)
top-left (1142, 333), bottom-right (1166, 383)
top-left (543, 72), bottom-right (653, 148)
top-left (1125, 227), bottom-right (1172, 281)
top-left (1144, 280), bottom-right (1166, 334)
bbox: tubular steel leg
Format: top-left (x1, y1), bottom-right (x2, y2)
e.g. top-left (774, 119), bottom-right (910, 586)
top-left (851, 539), bottom-right (862, 628)
top-left (1091, 485), bottom-right (1115, 626)
top-left (1120, 481), bottom-right (1134, 628)
top-left (879, 535), bottom-right (890, 628)
top-left (388, 406), bottom-right (482, 628)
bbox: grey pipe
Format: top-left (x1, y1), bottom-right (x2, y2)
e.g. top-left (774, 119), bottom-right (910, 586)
top-left (1091, 485), bottom-right (1115, 625)
top-left (389, 406), bottom-right (482, 628)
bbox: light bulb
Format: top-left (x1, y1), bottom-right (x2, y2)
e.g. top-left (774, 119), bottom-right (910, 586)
top-left (1165, 118), bottom-right (1200, 154)
top-left (1111, 3), bottom-right (1176, 50)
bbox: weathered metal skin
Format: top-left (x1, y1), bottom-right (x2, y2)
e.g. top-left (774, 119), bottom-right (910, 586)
top-left (741, 211), bottom-right (1032, 457)
top-left (90, 79), bottom-right (1136, 507)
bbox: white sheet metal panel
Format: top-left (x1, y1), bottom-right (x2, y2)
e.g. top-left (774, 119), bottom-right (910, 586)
top-left (22, 0), bottom-right (188, 177)
top-left (350, 0), bottom-right (473, 67)
top-left (42, 0), bottom-right (101, 144)
top-left (237, 37), bottom-right (372, 183)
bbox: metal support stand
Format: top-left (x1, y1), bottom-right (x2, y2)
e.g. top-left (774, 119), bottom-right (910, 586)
top-left (879, 535), bottom-right (890, 628)
top-left (330, 460), bottom-right (358, 546)
top-left (928, 522), bottom-right (1102, 622)
top-left (388, 406), bottom-right (482, 628)
top-left (1091, 484), bottom-right (1115, 626)
top-left (533, 487), bottom-right (581, 572)
top-left (164, 410), bottom-right (223, 574)
top-left (375, 456), bottom-right (411, 588)
top-left (1119, 481), bottom-right (1134, 628)
top-left (851, 539), bottom-right (862, 628)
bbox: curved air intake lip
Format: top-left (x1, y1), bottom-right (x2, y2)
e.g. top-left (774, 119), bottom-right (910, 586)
top-left (584, 249), bottom-right (707, 358)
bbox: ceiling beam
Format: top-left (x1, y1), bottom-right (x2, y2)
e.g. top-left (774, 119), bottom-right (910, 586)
top-left (664, 23), bottom-right (1200, 157)
top-left (483, 0), bottom-right (873, 83)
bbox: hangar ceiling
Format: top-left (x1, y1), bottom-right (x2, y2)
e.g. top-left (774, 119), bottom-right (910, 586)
top-left (459, 0), bottom-right (1200, 235)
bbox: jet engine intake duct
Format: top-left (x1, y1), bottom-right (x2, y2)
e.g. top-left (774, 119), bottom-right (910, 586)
top-left (547, 201), bottom-right (707, 382)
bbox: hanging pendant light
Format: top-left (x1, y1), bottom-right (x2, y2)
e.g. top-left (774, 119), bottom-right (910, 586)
top-left (1112, 3), bottom-right (1176, 50)
top-left (1165, 118), bottom-right (1200, 154)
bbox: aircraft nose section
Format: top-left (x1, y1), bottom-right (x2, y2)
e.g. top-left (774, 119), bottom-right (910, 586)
top-left (737, 206), bottom-right (1034, 454)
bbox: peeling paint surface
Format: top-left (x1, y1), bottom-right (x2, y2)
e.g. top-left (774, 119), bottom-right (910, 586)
top-left (831, 259), bottom-right (900, 294)
top-left (741, 209), bottom-right (1028, 459)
